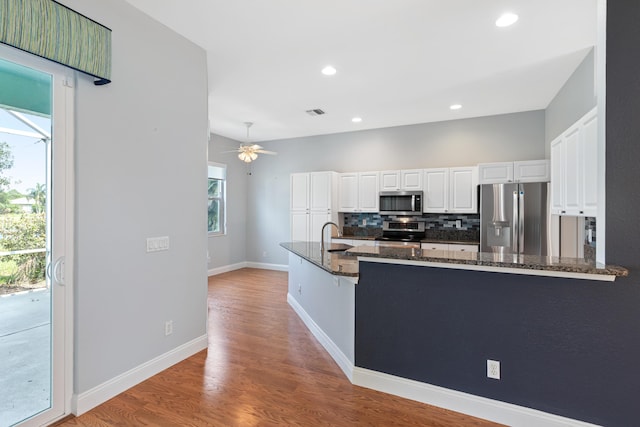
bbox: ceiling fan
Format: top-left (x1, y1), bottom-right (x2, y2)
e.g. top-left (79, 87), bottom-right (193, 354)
top-left (228, 122), bottom-right (277, 163)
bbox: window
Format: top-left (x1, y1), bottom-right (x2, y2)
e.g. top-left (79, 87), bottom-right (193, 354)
top-left (208, 162), bottom-right (226, 235)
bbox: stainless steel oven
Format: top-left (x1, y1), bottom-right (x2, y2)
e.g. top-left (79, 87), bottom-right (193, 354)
top-left (375, 220), bottom-right (425, 248)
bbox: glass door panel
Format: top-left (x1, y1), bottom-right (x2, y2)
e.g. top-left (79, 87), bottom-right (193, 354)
top-left (0, 54), bottom-right (66, 427)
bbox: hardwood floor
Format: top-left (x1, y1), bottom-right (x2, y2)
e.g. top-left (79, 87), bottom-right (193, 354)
top-left (56, 268), bottom-right (502, 426)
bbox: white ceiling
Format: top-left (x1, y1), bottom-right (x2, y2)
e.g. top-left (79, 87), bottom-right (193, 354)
top-left (124, 0), bottom-right (597, 143)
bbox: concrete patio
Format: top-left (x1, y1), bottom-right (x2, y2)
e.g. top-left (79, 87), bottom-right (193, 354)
top-left (0, 288), bottom-right (51, 427)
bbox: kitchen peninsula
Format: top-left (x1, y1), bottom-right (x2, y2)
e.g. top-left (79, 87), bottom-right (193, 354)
top-left (281, 241), bottom-right (628, 426)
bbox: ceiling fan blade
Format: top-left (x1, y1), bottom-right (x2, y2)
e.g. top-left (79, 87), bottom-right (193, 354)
top-left (255, 150), bottom-right (277, 155)
top-left (221, 149), bottom-right (241, 153)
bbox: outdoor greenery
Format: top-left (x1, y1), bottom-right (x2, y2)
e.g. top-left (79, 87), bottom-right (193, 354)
top-left (0, 213), bottom-right (46, 283)
top-left (208, 178), bottom-right (221, 233)
top-left (0, 141), bottom-right (47, 287)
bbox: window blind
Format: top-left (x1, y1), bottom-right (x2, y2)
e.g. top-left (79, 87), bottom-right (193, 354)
top-left (0, 0), bottom-right (112, 85)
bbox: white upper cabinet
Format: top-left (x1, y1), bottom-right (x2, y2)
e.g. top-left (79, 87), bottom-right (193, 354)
top-left (290, 173), bottom-right (310, 211)
top-left (401, 169), bottom-right (423, 190)
top-left (514, 160), bottom-right (550, 182)
top-left (478, 160), bottom-right (549, 184)
top-left (423, 168), bottom-right (449, 212)
top-left (423, 166), bottom-right (478, 213)
top-left (581, 113), bottom-right (598, 215)
top-left (309, 171), bottom-right (333, 211)
top-left (338, 172), bottom-right (379, 212)
top-left (550, 107), bottom-right (597, 217)
top-left (358, 172), bottom-right (380, 211)
top-left (290, 171), bottom-right (338, 241)
top-left (380, 170), bottom-right (400, 191)
top-left (550, 138), bottom-right (565, 213)
top-left (478, 162), bottom-right (514, 184)
top-left (449, 167), bottom-right (478, 213)
top-left (338, 173), bottom-right (358, 212)
top-left (379, 169), bottom-right (423, 191)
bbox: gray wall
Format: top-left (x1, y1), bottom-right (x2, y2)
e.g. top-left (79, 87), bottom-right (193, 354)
top-left (208, 134), bottom-right (248, 270)
top-left (545, 48), bottom-right (597, 154)
top-left (62, 0), bottom-right (209, 393)
top-left (247, 111), bottom-right (546, 266)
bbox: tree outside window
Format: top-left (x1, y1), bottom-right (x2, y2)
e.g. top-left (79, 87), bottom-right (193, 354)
top-left (208, 163), bottom-right (226, 235)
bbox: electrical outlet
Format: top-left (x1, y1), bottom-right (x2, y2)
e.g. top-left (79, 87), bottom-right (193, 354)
top-left (165, 320), bottom-right (173, 336)
top-left (455, 220), bottom-right (462, 229)
top-left (363, 219), bottom-right (367, 226)
top-left (487, 359), bottom-right (500, 379)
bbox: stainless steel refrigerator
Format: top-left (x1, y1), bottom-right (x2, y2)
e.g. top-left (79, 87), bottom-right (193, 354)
top-left (480, 183), bottom-right (550, 256)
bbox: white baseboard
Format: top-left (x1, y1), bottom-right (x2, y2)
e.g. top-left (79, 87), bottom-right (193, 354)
top-left (208, 262), bottom-right (248, 276)
top-left (208, 262), bottom-right (288, 276)
top-left (246, 262), bottom-right (288, 272)
top-left (72, 335), bottom-right (208, 415)
top-left (287, 293), bottom-right (353, 381)
top-left (352, 368), bottom-right (600, 427)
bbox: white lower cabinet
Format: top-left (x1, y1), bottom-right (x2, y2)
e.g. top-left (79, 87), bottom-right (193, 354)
top-left (421, 242), bottom-right (479, 252)
top-left (421, 242), bottom-right (449, 251)
top-left (331, 238), bottom-right (354, 246)
top-left (291, 211), bottom-right (335, 242)
top-left (332, 238), bottom-right (377, 247)
top-left (448, 243), bottom-right (479, 253)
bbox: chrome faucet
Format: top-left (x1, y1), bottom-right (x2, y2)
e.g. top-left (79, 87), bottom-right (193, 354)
top-left (320, 221), bottom-right (342, 253)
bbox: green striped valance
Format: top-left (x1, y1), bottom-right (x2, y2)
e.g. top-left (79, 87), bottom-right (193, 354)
top-left (0, 0), bottom-right (111, 85)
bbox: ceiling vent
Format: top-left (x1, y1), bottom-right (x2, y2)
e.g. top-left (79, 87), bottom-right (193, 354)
top-left (305, 108), bottom-right (325, 116)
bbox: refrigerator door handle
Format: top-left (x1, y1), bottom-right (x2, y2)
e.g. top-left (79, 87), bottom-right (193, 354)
top-left (519, 190), bottom-right (525, 254)
top-left (512, 191), bottom-right (519, 253)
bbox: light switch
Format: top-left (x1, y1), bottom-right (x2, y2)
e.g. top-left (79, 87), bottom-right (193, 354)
top-left (147, 236), bottom-right (170, 252)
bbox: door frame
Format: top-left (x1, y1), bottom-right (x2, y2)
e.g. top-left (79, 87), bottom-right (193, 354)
top-left (0, 44), bottom-right (75, 426)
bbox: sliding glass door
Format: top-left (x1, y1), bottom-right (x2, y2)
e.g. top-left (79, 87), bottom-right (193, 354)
top-left (0, 47), bottom-right (73, 427)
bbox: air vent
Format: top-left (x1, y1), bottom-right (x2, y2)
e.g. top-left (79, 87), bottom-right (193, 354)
top-left (305, 109), bottom-right (326, 116)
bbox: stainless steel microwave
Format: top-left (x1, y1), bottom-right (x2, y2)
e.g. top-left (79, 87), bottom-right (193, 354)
top-left (379, 191), bottom-right (423, 215)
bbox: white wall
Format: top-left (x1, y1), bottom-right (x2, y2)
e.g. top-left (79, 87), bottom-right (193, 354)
top-left (60, 0), bottom-right (209, 395)
top-left (246, 110), bottom-right (545, 266)
top-left (208, 134), bottom-right (248, 272)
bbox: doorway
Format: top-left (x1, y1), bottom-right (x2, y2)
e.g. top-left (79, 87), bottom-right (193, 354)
top-left (0, 49), bottom-right (73, 427)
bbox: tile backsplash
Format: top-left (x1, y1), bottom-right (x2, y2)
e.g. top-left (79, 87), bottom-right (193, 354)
top-left (342, 212), bottom-right (480, 231)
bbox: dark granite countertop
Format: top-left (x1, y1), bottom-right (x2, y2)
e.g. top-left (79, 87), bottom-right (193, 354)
top-left (280, 242), bottom-right (359, 277)
top-left (281, 242), bottom-right (628, 280)
top-left (343, 245), bottom-right (628, 279)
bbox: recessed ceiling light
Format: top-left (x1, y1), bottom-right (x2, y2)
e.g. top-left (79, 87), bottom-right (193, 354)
top-left (450, 104), bottom-right (462, 110)
top-left (352, 117), bottom-right (362, 123)
top-left (321, 65), bottom-right (337, 76)
top-left (496, 12), bottom-right (518, 27)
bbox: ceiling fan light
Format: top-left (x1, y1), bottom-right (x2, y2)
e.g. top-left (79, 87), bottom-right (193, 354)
top-left (250, 152), bottom-right (258, 161)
